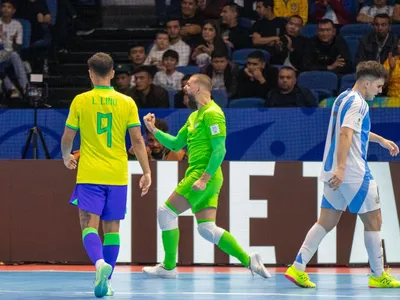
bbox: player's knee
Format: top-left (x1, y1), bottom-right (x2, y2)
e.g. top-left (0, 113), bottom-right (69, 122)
top-left (197, 222), bottom-right (225, 245)
top-left (157, 204), bottom-right (178, 231)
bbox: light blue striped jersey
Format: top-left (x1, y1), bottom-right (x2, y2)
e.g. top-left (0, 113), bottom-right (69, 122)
top-left (320, 89), bottom-right (372, 183)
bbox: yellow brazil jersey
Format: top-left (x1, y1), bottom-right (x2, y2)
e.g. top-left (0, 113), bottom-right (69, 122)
top-left (66, 86), bottom-right (140, 185)
top-left (274, 0), bottom-right (308, 24)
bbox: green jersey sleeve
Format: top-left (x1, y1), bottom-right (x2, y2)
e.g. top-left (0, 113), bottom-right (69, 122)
top-left (154, 121), bottom-right (188, 152)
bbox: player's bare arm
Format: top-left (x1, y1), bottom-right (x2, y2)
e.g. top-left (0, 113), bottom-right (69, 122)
top-left (128, 126), bottom-right (152, 197)
top-left (329, 126), bottom-right (354, 190)
top-left (369, 132), bottom-right (400, 157)
top-left (61, 127), bottom-right (78, 170)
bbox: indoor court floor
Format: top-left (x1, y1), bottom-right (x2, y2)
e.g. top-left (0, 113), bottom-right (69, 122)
top-left (0, 265), bottom-right (399, 299)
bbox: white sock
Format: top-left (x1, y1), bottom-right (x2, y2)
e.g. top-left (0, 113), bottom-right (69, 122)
top-left (364, 231), bottom-right (384, 277)
top-left (95, 259), bottom-right (105, 270)
top-left (293, 223), bottom-right (327, 272)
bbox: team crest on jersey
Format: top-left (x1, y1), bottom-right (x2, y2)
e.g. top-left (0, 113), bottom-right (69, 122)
top-left (354, 112), bottom-right (363, 130)
top-left (291, 3), bottom-right (297, 11)
top-left (210, 124), bottom-right (220, 135)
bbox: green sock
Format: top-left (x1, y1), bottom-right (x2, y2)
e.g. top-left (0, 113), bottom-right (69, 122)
top-left (162, 228), bottom-right (179, 270)
top-left (217, 231), bottom-right (250, 267)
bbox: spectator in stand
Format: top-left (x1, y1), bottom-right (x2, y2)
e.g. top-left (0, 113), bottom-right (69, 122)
top-left (128, 44), bottom-right (158, 87)
top-left (357, 0), bottom-right (393, 23)
top-left (144, 31), bottom-right (170, 69)
top-left (252, 0), bottom-right (287, 57)
top-left (0, 0), bottom-right (29, 100)
top-left (313, 0), bottom-right (353, 25)
top-left (166, 18), bottom-right (191, 66)
top-left (198, 0), bottom-right (227, 19)
top-left (129, 119), bottom-right (187, 161)
top-left (127, 66), bottom-right (170, 108)
top-left (273, 0), bottom-right (308, 23)
top-left (190, 21), bottom-right (228, 67)
top-left (235, 50), bottom-right (278, 99)
top-left (114, 64), bottom-right (133, 95)
top-left (153, 50), bottom-right (185, 90)
top-left (220, 3), bottom-right (252, 51)
top-left (383, 41), bottom-right (400, 98)
top-left (271, 15), bottom-right (307, 70)
top-left (302, 19), bottom-right (352, 74)
top-left (200, 50), bottom-right (239, 99)
top-left (174, 74), bottom-right (192, 108)
top-left (179, 0), bottom-right (204, 46)
top-left (356, 14), bottom-right (398, 64)
top-left (392, 0), bottom-right (400, 22)
top-left (265, 67), bottom-right (317, 107)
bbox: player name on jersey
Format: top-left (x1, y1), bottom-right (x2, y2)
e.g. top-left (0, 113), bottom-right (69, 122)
top-left (91, 96), bottom-right (118, 106)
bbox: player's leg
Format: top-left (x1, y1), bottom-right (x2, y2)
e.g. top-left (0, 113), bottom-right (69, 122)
top-left (285, 183), bottom-right (345, 288)
top-left (195, 207), bottom-right (271, 278)
top-left (142, 191), bottom-right (191, 278)
top-left (352, 181), bottom-right (400, 287)
top-left (102, 220), bottom-right (120, 296)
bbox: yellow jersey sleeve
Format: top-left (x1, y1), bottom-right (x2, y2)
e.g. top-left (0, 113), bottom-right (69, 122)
top-left (66, 96), bottom-right (80, 130)
top-left (127, 98), bottom-right (141, 128)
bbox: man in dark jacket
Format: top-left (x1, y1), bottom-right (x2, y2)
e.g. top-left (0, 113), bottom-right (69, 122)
top-left (265, 67), bottom-right (317, 107)
top-left (302, 18), bottom-right (352, 74)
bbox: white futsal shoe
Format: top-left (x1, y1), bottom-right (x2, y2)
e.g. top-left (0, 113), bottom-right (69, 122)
top-left (142, 263), bottom-right (177, 279)
top-left (249, 253), bottom-right (271, 278)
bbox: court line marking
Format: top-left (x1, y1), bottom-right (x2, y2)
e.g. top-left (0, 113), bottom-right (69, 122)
top-left (0, 290), bottom-right (400, 298)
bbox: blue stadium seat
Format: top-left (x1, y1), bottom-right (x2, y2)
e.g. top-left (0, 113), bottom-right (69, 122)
top-left (391, 25), bottom-right (400, 38)
top-left (232, 48), bottom-right (270, 65)
top-left (301, 24), bottom-right (317, 37)
top-left (176, 66), bottom-right (200, 75)
top-left (16, 19), bottom-right (31, 48)
top-left (272, 64), bottom-right (284, 70)
top-left (46, 0), bottom-right (57, 25)
top-left (168, 90), bottom-right (177, 108)
top-left (238, 17), bottom-right (253, 30)
top-left (340, 24), bottom-right (373, 39)
top-left (339, 73), bottom-right (356, 93)
top-left (297, 71), bottom-right (338, 96)
top-left (211, 89), bottom-right (228, 108)
top-left (228, 98), bottom-right (265, 108)
top-left (311, 89), bottom-right (320, 104)
top-left (344, 38), bottom-right (359, 68)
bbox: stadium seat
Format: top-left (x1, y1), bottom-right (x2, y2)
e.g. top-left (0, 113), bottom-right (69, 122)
top-left (391, 25), bottom-right (400, 38)
top-left (311, 89), bottom-right (320, 104)
top-left (340, 24), bottom-right (373, 39)
top-left (176, 66), bottom-right (200, 75)
top-left (238, 17), bottom-right (253, 30)
top-left (232, 48), bottom-right (270, 65)
top-left (301, 24), bottom-right (317, 37)
top-left (228, 98), bottom-right (265, 108)
top-left (272, 64), bottom-right (284, 70)
top-left (16, 19), bottom-right (31, 48)
top-left (344, 38), bottom-right (359, 68)
top-left (298, 71), bottom-right (338, 97)
top-left (47, 0), bottom-right (57, 25)
top-left (339, 73), bottom-right (356, 93)
top-left (211, 89), bottom-right (228, 108)
top-left (168, 90), bottom-right (177, 108)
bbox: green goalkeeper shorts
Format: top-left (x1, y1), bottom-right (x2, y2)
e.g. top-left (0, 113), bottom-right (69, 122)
top-left (175, 166), bottom-right (223, 213)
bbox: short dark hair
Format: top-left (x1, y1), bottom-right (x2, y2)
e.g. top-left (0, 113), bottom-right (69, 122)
top-left (166, 18), bottom-right (181, 26)
top-left (156, 30), bottom-right (168, 38)
top-left (374, 13), bottom-right (391, 23)
top-left (248, 50), bottom-right (266, 62)
top-left (128, 44), bottom-right (145, 56)
top-left (290, 14), bottom-right (303, 25)
top-left (2, 0), bottom-right (16, 8)
top-left (317, 18), bottom-right (335, 27)
top-left (132, 65), bottom-right (154, 78)
top-left (223, 3), bottom-right (241, 16)
top-left (356, 61), bottom-right (388, 81)
top-left (162, 49), bottom-right (179, 62)
top-left (256, 0), bottom-right (273, 9)
top-left (88, 52), bottom-right (114, 77)
top-left (211, 50), bottom-right (228, 59)
top-left (182, 74), bottom-right (192, 82)
top-left (145, 119), bottom-right (169, 134)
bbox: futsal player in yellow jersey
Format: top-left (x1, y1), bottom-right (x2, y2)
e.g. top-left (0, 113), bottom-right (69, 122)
top-left (61, 53), bottom-right (151, 298)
